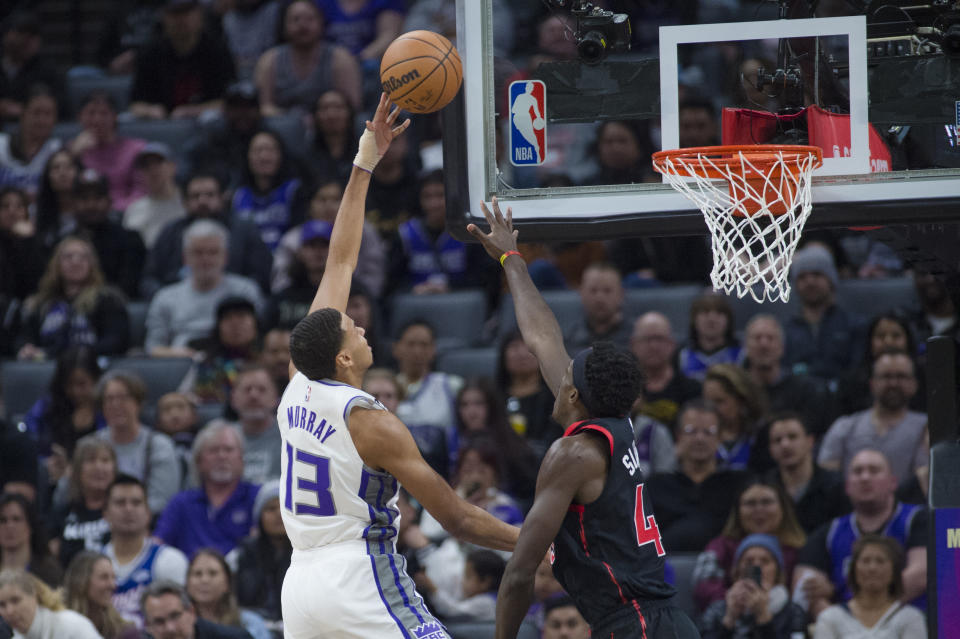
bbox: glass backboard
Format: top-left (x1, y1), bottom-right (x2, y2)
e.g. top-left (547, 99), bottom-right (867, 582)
top-left (442, 0), bottom-right (960, 242)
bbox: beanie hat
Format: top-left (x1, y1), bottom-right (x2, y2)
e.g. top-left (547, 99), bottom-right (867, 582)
top-left (253, 479), bottom-right (280, 523)
top-left (734, 533), bottom-right (784, 570)
top-left (790, 244), bottom-right (839, 289)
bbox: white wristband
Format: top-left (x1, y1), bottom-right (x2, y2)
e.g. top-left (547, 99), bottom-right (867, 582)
top-left (353, 129), bottom-right (382, 173)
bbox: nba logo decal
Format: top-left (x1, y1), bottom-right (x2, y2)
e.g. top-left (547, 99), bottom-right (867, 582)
top-left (509, 80), bottom-right (547, 166)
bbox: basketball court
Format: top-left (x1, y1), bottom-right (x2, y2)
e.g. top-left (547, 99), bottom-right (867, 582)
top-left (440, 1), bottom-right (960, 636)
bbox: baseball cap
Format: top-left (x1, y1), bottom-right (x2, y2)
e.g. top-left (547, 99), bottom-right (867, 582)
top-left (224, 81), bottom-right (259, 105)
top-left (134, 142), bottom-right (174, 168)
top-left (74, 169), bottom-right (110, 197)
top-left (301, 220), bottom-right (333, 243)
top-left (216, 296), bottom-right (257, 322)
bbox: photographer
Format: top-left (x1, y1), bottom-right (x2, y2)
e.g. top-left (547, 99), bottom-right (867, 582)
top-left (700, 534), bottom-right (808, 639)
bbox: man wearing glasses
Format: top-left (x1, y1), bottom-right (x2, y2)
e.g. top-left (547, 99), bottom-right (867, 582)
top-left (646, 399), bottom-right (749, 552)
top-left (141, 581), bottom-right (250, 639)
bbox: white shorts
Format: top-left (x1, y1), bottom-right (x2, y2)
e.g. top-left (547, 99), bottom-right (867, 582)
top-left (282, 540), bottom-right (450, 639)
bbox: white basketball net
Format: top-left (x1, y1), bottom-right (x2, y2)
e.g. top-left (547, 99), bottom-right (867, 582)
top-left (655, 148), bottom-right (819, 304)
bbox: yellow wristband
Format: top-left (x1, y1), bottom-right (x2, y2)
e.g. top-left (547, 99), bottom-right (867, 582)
top-left (499, 250), bottom-right (522, 267)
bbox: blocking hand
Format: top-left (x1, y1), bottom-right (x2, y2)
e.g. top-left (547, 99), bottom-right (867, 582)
top-left (467, 197), bottom-right (519, 261)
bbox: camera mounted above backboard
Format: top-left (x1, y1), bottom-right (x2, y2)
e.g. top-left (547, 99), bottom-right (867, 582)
top-left (545, 0), bottom-right (631, 63)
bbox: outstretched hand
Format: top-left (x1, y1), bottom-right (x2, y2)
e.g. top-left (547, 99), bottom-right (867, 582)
top-left (467, 197), bottom-right (519, 261)
top-left (366, 93), bottom-right (411, 155)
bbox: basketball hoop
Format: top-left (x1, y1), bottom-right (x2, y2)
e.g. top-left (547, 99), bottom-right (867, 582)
top-left (652, 145), bottom-right (823, 304)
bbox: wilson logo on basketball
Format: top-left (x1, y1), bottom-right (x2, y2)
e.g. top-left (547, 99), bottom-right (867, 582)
top-left (382, 69), bottom-right (421, 93)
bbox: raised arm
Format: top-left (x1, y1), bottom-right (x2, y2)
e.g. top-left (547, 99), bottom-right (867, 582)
top-left (468, 198), bottom-right (570, 394)
top-left (289, 94), bottom-right (409, 378)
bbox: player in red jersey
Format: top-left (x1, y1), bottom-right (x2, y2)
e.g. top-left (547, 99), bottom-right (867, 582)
top-left (469, 200), bottom-right (700, 639)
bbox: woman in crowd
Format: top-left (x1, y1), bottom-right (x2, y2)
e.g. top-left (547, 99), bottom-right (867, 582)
top-left (254, 0), bottom-right (362, 115)
top-left (702, 363), bottom-right (767, 470)
top-left (68, 91), bottom-right (145, 210)
top-left (183, 296), bottom-right (261, 406)
top-left (584, 119), bottom-right (655, 186)
top-left (0, 87), bottom-right (62, 198)
top-left (421, 437), bottom-right (524, 543)
top-left (814, 535), bottom-right (926, 638)
top-left (693, 477), bottom-right (806, 612)
top-left (47, 439), bottom-right (116, 569)
top-left (699, 534), bottom-right (808, 639)
top-left (94, 372), bottom-right (181, 514)
top-left (835, 312), bottom-right (921, 416)
top-left (455, 378), bottom-right (539, 505)
top-left (0, 187), bottom-right (44, 315)
top-left (61, 551), bottom-right (138, 639)
top-left (495, 330), bottom-right (562, 460)
top-left (234, 480), bottom-right (291, 626)
top-left (309, 89), bottom-right (357, 186)
top-left (232, 129), bottom-right (309, 251)
top-left (362, 367), bottom-right (403, 413)
top-left (23, 347), bottom-right (105, 483)
top-left (0, 494), bottom-right (61, 588)
top-left (186, 548), bottom-right (271, 639)
top-left (0, 569), bottom-right (102, 639)
top-left (16, 237), bottom-right (129, 360)
top-left (388, 169), bottom-right (495, 296)
top-left (34, 149), bottom-right (82, 250)
top-left (679, 293), bottom-right (743, 381)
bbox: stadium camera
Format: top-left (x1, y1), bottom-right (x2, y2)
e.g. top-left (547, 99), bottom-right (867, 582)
top-left (547, 0), bottom-right (632, 64)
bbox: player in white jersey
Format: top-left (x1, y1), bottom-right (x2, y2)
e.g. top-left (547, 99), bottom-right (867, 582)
top-left (278, 94), bottom-right (520, 639)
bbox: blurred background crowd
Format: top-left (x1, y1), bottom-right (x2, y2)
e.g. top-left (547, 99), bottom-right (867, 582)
top-left (0, 0), bottom-right (948, 638)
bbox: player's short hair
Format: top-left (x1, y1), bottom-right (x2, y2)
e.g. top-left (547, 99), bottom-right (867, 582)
top-left (465, 549), bottom-right (506, 592)
top-left (290, 308), bottom-right (344, 381)
top-left (582, 342), bottom-right (643, 418)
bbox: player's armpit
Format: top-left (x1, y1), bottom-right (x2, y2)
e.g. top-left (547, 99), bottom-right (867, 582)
top-left (349, 408), bottom-right (519, 551)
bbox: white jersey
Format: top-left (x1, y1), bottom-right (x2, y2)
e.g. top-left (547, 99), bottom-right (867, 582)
top-left (277, 372), bottom-right (399, 551)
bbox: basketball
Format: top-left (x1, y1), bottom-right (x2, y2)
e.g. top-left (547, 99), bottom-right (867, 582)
top-left (380, 30), bottom-right (463, 114)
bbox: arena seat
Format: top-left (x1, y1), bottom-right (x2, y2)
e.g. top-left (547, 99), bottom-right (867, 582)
top-left (265, 114), bottom-right (309, 161)
top-left (667, 551), bottom-right (700, 621)
top-left (117, 120), bottom-right (199, 155)
top-left (446, 619), bottom-right (539, 639)
top-left (0, 359), bottom-right (56, 422)
top-left (66, 73), bottom-right (133, 116)
top-left (496, 290), bottom-right (583, 341)
top-left (106, 356), bottom-right (193, 406)
top-left (389, 290), bottom-right (488, 351)
top-left (836, 276), bottom-right (918, 317)
top-left (436, 347), bottom-right (498, 381)
top-left (624, 285), bottom-right (703, 341)
top-left (126, 301), bottom-right (149, 352)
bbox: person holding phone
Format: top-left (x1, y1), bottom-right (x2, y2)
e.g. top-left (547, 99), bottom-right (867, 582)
top-left (700, 534), bottom-right (808, 638)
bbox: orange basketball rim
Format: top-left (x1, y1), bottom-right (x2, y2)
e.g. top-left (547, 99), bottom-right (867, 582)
top-left (652, 145), bottom-right (823, 216)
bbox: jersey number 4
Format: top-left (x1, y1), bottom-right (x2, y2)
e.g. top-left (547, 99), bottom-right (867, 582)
top-left (633, 484), bottom-right (665, 556)
top-left (285, 443), bottom-right (336, 516)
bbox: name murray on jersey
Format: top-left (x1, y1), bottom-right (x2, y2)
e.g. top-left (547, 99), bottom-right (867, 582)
top-left (286, 404), bottom-right (338, 443)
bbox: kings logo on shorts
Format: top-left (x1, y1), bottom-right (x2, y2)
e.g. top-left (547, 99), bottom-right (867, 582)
top-left (509, 80), bottom-right (547, 166)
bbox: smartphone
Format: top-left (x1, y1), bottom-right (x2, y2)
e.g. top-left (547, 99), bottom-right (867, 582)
top-left (750, 566), bottom-right (763, 586)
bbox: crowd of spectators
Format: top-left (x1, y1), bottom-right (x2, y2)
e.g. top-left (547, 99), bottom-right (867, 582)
top-left (0, 1), bottom-right (949, 638)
